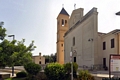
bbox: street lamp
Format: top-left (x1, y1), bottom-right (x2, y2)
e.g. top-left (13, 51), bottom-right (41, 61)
top-left (70, 51), bottom-right (73, 80)
top-left (70, 48), bottom-right (77, 80)
top-left (8, 34), bottom-right (15, 76)
top-left (116, 11), bottom-right (120, 16)
top-left (8, 35), bottom-right (15, 40)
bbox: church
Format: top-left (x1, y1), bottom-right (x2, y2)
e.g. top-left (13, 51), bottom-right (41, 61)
top-left (57, 7), bottom-right (120, 70)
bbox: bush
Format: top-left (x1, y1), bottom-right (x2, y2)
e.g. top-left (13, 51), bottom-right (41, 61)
top-left (16, 71), bottom-right (27, 78)
top-left (64, 62), bottom-right (78, 79)
top-left (78, 70), bottom-right (94, 80)
top-left (44, 63), bottom-right (65, 80)
top-left (36, 72), bottom-right (48, 80)
top-left (24, 62), bottom-right (41, 80)
top-left (24, 62), bottom-right (41, 76)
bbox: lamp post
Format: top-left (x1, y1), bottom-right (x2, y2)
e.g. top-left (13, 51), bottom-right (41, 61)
top-left (116, 11), bottom-right (120, 16)
top-left (8, 35), bottom-right (15, 76)
top-left (70, 48), bottom-right (77, 80)
top-left (70, 51), bottom-right (73, 80)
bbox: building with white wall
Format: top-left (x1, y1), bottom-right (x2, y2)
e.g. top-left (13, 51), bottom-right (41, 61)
top-left (64, 7), bottom-right (120, 70)
top-left (64, 7), bottom-right (99, 68)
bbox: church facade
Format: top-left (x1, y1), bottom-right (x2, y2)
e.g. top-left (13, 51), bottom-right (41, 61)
top-left (64, 7), bottom-right (100, 67)
top-left (57, 7), bottom-right (120, 70)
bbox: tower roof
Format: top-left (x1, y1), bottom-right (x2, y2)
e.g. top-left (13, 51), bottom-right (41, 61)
top-left (59, 8), bottom-right (69, 16)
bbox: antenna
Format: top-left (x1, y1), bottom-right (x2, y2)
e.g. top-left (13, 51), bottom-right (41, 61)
top-left (74, 4), bottom-right (76, 9)
top-left (62, 4), bottom-right (64, 8)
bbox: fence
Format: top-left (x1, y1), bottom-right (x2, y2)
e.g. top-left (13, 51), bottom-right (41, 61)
top-left (78, 64), bottom-right (105, 71)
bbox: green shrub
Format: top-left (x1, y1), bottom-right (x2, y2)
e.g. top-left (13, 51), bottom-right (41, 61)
top-left (78, 70), bottom-right (94, 80)
top-left (44, 63), bottom-right (65, 80)
top-left (24, 62), bottom-right (41, 80)
top-left (24, 62), bottom-right (41, 76)
top-left (64, 62), bottom-right (78, 79)
top-left (16, 71), bottom-right (27, 78)
top-left (36, 72), bottom-right (48, 80)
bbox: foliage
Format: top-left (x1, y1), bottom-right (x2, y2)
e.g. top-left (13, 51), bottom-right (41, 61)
top-left (64, 62), bottom-right (78, 79)
top-left (24, 62), bottom-right (41, 76)
top-left (11, 39), bottom-right (36, 66)
top-left (50, 53), bottom-right (56, 62)
top-left (36, 72), bottom-right (48, 80)
top-left (0, 39), bottom-right (36, 67)
top-left (0, 39), bottom-right (16, 67)
top-left (0, 22), bottom-right (6, 40)
top-left (16, 71), bottom-right (27, 78)
top-left (43, 53), bottom-right (56, 63)
top-left (24, 62), bottom-right (41, 80)
top-left (78, 70), bottom-right (94, 80)
top-left (44, 63), bottom-right (65, 80)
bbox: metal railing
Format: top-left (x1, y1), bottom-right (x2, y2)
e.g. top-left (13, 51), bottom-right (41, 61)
top-left (78, 64), bottom-right (106, 71)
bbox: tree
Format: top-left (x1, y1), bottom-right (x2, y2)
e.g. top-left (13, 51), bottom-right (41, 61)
top-left (44, 63), bottom-right (65, 80)
top-left (0, 39), bottom-right (15, 67)
top-left (50, 53), bottom-right (56, 62)
top-left (0, 22), bottom-right (6, 40)
top-left (10, 39), bottom-right (36, 66)
top-left (43, 55), bottom-right (54, 63)
top-left (0, 22), bottom-right (36, 77)
top-left (0, 39), bottom-right (36, 67)
top-left (0, 39), bottom-right (36, 76)
top-left (43, 53), bottom-right (57, 63)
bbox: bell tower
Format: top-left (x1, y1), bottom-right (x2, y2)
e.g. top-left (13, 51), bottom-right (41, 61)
top-left (57, 8), bottom-right (69, 64)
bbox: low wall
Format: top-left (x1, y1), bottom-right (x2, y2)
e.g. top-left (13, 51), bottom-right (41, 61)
top-left (0, 73), bottom-right (10, 79)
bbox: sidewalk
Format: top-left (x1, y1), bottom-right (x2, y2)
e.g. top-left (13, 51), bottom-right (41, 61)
top-left (90, 71), bottom-right (120, 77)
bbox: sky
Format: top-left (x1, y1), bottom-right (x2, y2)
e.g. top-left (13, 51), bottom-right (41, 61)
top-left (0, 0), bottom-right (120, 56)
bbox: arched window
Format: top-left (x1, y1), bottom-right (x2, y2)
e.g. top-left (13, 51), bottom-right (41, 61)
top-left (62, 19), bottom-right (64, 26)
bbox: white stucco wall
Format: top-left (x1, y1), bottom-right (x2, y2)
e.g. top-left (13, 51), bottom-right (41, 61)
top-left (64, 8), bottom-right (99, 67)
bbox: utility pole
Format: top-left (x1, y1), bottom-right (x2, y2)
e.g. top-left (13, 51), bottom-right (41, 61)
top-left (70, 47), bottom-right (73, 80)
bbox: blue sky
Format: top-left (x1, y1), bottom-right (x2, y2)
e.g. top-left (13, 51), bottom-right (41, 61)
top-left (0, 0), bottom-right (120, 56)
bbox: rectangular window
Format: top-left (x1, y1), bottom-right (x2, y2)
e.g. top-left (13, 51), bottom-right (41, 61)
top-left (103, 42), bottom-right (106, 50)
top-left (74, 57), bottom-right (76, 62)
top-left (61, 44), bottom-right (63, 47)
top-left (73, 37), bottom-right (75, 46)
top-left (111, 38), bottom-right (114, 48)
